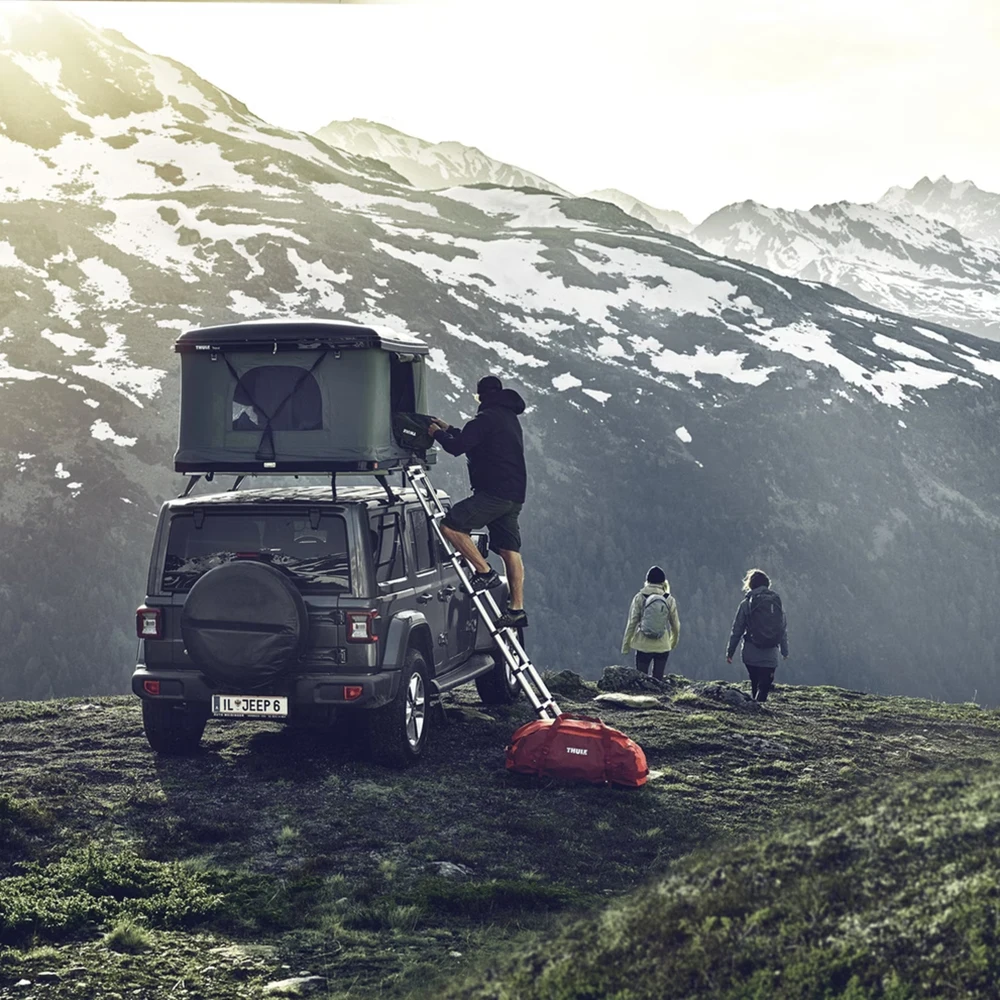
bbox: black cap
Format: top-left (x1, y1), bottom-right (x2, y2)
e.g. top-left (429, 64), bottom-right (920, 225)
top-left (646, 566), bottom-right (666, 584)
top-left (476, 375), bottom-right (503, 397)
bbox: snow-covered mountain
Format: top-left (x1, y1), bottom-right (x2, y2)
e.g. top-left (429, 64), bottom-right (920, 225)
top-left (878, 175), bottom-right (1000, 247)
top-left (3, 5), bottom-right (1000, 707)
top-left (313, 118), bottom-right (570, 194)
top-left (584, 188), bottom-right (693, 234)
top-left (692, 200), bottom-right (1000, 342)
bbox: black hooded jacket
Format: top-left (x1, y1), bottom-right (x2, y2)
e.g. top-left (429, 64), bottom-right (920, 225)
top-left (437, 389), bottom-right (527, 503)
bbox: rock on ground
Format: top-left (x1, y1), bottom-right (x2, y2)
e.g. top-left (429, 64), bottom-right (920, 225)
top-left (692, 682), bottom-right (762, 711)
top-left (598, 666), bottom-right (669, 694)
top-left (262, 975), bottom-right (327, 996)
top-left (542, 669), bottom-right (597, 699)
top-left (593, 692), bottom-right (663, 710)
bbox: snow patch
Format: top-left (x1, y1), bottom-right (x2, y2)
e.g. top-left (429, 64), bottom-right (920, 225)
top-left (581, 389), bottom-right (611, 404)
top-left (747, 321), bottom-right (965, 408)
top-left (440, 322), bottom-right (546, 369)
top-left (41, 329), bottom-right (91, 356)
top-left (425, 347), bottom-right (464, 389)
top-left (229, 290), bottom-right (267, 317)
top-left (872, 334), bottom-right (938, 363)
top-left (913, 325), bottom-right (949, 344)
top-left (286, 248), bottom-right (348, 312)
top-left (69, 326), bottom-right (165, 406)
top-left (675, 426), bottom-right (693, 443)
top-left (54, 463), bottom-right (70, 480)
top-left (632, 340), bottom-right (776, 387)
top-left (91, 420), bottom-right (137, 447)
top-left (0, 355), bottom-right (50, 382)
top-left (78, 258), bottom-right (132, 309)
top-left (552, 372), bottom-right (582, 391)
top-left (596, 336), bottom-right (627, 359)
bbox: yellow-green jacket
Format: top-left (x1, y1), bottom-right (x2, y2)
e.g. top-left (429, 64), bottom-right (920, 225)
top-left (621, 581), bottom-right (681, 655)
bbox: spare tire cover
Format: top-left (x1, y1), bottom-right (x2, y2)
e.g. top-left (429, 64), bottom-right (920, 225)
top-left (181, 561), bottom-right (309, 688)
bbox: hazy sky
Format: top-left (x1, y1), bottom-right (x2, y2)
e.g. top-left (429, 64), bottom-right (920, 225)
top-left (59, 0), bottom-right (1000, 223)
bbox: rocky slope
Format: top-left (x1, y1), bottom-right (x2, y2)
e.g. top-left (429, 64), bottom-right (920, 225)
top-left (312, 118), bottom-right (570, 194)
top-left (3, 5), bottom-right (1000, 707)
top-left (692, 199), bottom-right (1000, 341)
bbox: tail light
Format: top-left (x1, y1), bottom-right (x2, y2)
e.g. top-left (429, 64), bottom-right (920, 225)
top-left (346, 610), bottom-right (379, 643)
top-left (136, 606), bottom-right (162, 640)
top-left (343, 685), bottom-right (364, 701)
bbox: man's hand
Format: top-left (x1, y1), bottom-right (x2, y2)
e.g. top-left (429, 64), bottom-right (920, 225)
top-left (430, 417), bottom-right (450, 431)
top-left (726, 657), bottom-right (732, 664)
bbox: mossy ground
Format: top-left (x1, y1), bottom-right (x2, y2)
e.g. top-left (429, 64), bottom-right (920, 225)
top-left (1, 678), bottom-right (999, 998)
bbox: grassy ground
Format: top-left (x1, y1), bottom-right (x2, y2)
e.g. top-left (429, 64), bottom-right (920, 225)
top-left (1, 676), bottom-right (999, 999)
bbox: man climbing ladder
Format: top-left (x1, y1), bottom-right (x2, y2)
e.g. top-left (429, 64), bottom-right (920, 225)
top-left (428, 375), bottom-right (528, 631)
top-left (404, 463), bottom-right (561, 721)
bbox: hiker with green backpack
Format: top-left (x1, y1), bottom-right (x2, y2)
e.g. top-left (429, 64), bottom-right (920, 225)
top-left (621, 566), bottom-right (681, 680)
top-left (726, 568), bottom-right (789, 702)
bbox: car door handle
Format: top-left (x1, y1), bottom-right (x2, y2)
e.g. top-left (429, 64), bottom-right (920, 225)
top-left (438, 586), bottom-right (456, 600)
top-left (416, 593), bottom-right (433, 604)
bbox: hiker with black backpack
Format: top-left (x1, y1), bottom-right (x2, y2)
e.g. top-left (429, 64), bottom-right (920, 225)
top-left (726, 568), bottom-right (788, 702)
top-left (621, 566), bottom-right (681, 680)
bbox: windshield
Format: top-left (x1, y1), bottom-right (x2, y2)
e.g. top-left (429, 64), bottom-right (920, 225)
top-left (162, 511), bottom-right (351, 594)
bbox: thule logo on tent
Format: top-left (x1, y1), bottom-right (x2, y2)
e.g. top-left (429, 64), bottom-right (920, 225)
top-left (566, 746), bottom-right (588, 756)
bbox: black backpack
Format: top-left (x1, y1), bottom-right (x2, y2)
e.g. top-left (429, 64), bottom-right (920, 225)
top-left (392, 412), bottom-right (436, 454)
top-left (745, 589), bottom-right (783, 648)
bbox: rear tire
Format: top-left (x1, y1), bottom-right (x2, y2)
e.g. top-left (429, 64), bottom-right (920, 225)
top-left (367, 649), bottom-right (430, 767)
top-left (142, 700), bottom-right (208, 756)
top-left (476, 628), bottom-right (524, 705)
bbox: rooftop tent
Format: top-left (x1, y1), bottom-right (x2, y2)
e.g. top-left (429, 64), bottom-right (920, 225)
top-left (173, 319), bottom-right (434, 474)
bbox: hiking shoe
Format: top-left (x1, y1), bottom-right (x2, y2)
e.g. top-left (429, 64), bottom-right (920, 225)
top-left (469, 568), bottom-right (501, 592)
top-left (496, 608), bottom-right (529, 629)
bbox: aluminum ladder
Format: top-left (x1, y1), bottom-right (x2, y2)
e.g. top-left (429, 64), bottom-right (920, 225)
top-left (404, 463), bottom-right (561, 720)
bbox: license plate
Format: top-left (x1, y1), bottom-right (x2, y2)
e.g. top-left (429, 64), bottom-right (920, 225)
top-left (211, 694), bottom-right (288, 718)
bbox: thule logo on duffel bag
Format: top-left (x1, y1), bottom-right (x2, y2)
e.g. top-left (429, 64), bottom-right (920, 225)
top-left (566, 746), bottom-right (588, 756)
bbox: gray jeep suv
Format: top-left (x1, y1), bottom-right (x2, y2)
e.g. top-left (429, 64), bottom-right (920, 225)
top-left (131, 481), bottom-right (520, 765)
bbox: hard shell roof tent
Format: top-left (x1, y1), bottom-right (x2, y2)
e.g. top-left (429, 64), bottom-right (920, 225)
top-left (173, 318), bottom-right (434, 478)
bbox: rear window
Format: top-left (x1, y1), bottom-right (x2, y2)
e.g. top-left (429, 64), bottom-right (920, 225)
top-left (161, 511), bottom-right (350, 594)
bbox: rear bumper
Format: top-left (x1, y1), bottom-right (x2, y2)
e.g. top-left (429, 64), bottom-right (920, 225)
top-left (131, 666), bottom-right (401, 710)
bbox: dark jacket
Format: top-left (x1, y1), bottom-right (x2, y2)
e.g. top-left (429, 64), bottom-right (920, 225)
top-left (727, 586), bottom-right (789, 668)
top-left (437, 389), bottom-right (527, 503)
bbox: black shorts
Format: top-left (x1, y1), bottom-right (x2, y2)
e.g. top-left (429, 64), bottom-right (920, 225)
top-left (441, 491), bottom-right (522, 553)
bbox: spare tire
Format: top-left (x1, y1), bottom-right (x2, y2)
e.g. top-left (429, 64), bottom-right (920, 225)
top-left (181, 560), bottom-right (309, 688)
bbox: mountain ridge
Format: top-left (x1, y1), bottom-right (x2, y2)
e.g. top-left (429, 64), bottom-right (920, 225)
top-left (312, 117), bottom-right (571, 195)
top-left (691, 197), bottom-right (1000, 341)
top-left (878, 174), bottom-right (1000, 246)
top-left (582, 187), bottom-right (694, 234)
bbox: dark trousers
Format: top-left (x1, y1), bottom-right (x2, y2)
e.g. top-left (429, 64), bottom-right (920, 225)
top-left (635, 650), bottom-right (669, 681)
top-left (746, 665), bottom-right (775, 702)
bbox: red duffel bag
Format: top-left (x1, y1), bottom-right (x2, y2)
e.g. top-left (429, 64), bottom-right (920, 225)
top-left (505, 713), bottom-right (649, 788)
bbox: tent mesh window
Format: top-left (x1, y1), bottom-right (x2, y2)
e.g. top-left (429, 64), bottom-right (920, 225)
top-left (231, 365), bottom-right (323, 432)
